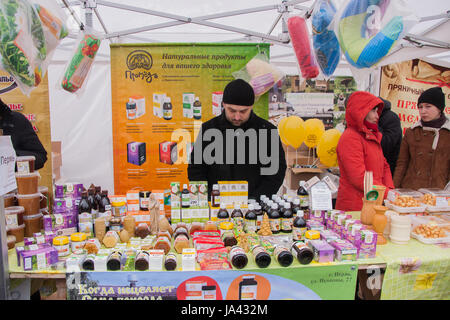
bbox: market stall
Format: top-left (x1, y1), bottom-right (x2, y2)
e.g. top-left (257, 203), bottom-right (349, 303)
top-left (1, 0), bottom-right (450, 301)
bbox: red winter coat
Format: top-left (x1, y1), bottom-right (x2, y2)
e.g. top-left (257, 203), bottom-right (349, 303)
top-left (336, 91), bottom-right (394, 212)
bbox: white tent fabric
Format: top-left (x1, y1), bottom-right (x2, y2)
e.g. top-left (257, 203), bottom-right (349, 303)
top-left (47, 0), bottom-right (450, 193)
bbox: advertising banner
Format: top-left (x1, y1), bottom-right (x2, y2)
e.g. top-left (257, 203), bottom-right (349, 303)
top-left (0, 71), bottom-right (52, 192)
top-left (66, 264), bottom-right (357, 300)
top-left (110, 43), bottom-right (270, 194)
top-left (379, 59), bottom-right (450, 134)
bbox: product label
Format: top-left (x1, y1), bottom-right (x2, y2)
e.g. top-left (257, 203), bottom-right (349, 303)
top-left (299, 195), bottom-right (309, 207)
top-left (292, 226), bottom-right (307, 241)
top-left (281, 218), bottom-right (293, 231)
top-left (16, 161), bottom-right (30, 175)
top-left (240, 285), bottom-right (257, 300)
top-left (5, 214), bottom-right (18, 227)
top-left (229, 246), bottom-right (246, 260)
top-left (70, 56), bottom-right (94, 88)
top-left (269, 218), bottom-right (281, 232)
top-left (245, 219), bottom-right (257, 233)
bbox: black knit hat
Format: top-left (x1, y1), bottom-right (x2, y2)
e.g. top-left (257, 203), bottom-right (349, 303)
top-left (418, 87), bottom-right (445, 112)
top-left (222, 79), bottom-right (255, 106)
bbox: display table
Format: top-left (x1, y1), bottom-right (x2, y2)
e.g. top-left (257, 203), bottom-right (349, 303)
top-left (7, 212), bottom-right (449, 300)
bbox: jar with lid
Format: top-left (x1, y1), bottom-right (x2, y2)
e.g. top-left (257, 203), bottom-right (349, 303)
top-left (7, 224), bottom-right (25, 243)
top-left (251, 245), bottom-right (271, 268)
top-left (229, 245), bottom-right (248, 269)
top-left (164, 253), bottom-right (177, 271)
top-left (53, 236), bottom-right (71, 257)
top-left (23, 213), bottom-right (42, 237)
top-left (139, 191), bottom-right (151, 211)
top-left (70, 232), bottom-right (87, 252)
top-left (305, 230), bottom-right (320, 244)
top-left (135, 251), bottom-right (150, 271)
top-left (4, 192), bottom-right (16, 207)
top-left (15, 172), bottom-right (39, 195)
top-left (219, 222), bottom-right (237, 247)
top-left (16, 155), bottom-right (36, 174)
top-left (111, 200), bottom-right (127, 217)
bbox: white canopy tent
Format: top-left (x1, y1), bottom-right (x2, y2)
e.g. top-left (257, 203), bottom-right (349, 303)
top-left (48, 0), bottom-right (450, 193)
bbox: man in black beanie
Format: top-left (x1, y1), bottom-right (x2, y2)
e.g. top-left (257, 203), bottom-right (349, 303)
top-left (188, 79), bottom-right (287, 200)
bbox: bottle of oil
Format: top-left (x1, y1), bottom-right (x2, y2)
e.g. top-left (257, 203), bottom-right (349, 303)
top-left (216, 203), bottom-right (229, 223)
top-left (181, 184), bottom-right (190, 208)
top-left (244, 203), bottom-right (257, 233)
top-left (268, 203), bottom-right (281, 234)
top-left (281, 202), bottom-right (293, 233)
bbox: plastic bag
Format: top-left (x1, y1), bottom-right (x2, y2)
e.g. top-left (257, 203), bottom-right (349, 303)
top-left (287, 15), bottom-right (320, 79)
top-left (0, 0), bottom-right (67, 96)
top-left (335, 0), bottom-right (418, 69)
top-left (60, 29), bottom-right (101, 94)
top-left (311, 0), bottom-right (340, 77)
top-left (232, 52), bottom-right (285, 99)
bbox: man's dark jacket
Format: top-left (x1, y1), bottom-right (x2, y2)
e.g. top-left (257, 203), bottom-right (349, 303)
top-left (0, 99), bottom-right (47, 169)
top-left (188, 111), bottom-right (287, 200)
top-left (378, 98), bottom-right (402, 175)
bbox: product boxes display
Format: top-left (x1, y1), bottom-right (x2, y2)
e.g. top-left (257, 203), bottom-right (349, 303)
top-left (308, 240), bottom-right (335, 263)
top-left (330, 239), bottom-right (358, 261)
top-left (43, 213), bottom-right (77, 235)
top-left (153, 93), bottom-right (165, 118)
top-left (18, 244), bottom-right (59, 271)
top-left (356, 230), bottom-right (378, 259)
top-left (218, 181), bottom-right (248, 206)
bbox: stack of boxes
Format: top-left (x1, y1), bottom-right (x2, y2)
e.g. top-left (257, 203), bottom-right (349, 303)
top-left (170, 181), bottom-right (209, 223)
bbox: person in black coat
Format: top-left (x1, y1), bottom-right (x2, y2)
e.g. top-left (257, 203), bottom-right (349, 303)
top-left (0, 98), bottom-right (47, 169)
top-left (188, 79), bottom-right (287, 200)
top-left (378, 97), bottom-right (402, 175)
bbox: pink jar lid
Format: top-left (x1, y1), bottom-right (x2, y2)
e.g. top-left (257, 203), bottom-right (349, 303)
top-left (5, 206), bottom-right (25, 215)
top-left (23, 213), bottom-right (43, 220)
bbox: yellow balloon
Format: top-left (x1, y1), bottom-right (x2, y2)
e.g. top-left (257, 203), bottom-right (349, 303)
top-left (317, 129), bottom-right (341, 167)
top-left (282, 116), bottom-right (305, 149)
top-left (304, 118), bottom-right (325, 148)
top-left (277, 117), bottom-right (289, 145)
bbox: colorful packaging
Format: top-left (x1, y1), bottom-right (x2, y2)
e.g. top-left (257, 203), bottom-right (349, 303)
top-left (330, 239), bottom-right (357, 261)
top-left (306, 220), bottom-right (325, 231)
top-left (320, 229), bottom-right (340, 243)
top-left (19, 243), bottom-right (59, 271)
top-left (153, 93), bottom-right (166, 118)
top-left (356, 230), bottom-right (378, 259)
top-left (310, 210), bottom-right (326, 224)
top-left (212, 91), bottom-right (223, 116)
top-left (308, 240), bottom-right (335, 263)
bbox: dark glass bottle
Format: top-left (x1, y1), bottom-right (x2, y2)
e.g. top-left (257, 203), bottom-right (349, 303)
top-left (255, 204), bottom-right (263, 232)
top-left (87, 188), bottom-right (98, 214)
top-left (291, 241), bottom-right (314, 265)
top-left (134, 251), bottom-right (149, 271)
top-left (164, 253), bottom-right (177, 271)
top-left (281, 202), bottom-right (293, 233)
top-left (82, 254), bottom-right (95, 271)
top-left (98, 190), bottom-right (111, 213)
top-left (78, 191), bottom-right (91, 215)
top-left (231, 203), bottom-right (243, 225)
top-left (292, 198), bottom-right (301, 215)
top-left (181, 184), bottom-right (190, 208)
top-left (244, 204), bottom-right (257, 233)
top-left (274, 245), bottom-right (294, 267)
top-left (251, 245), bottom-right (271, 268)
top-left (106, 251), bottom-right (122, 271)
top-left (94, 186), bottom-right (102, 207)
top-left (216, 203), bottom-right (229, 222)
top-left (229, 245), bottom-right (248, 269)
top-left (297, 181), bottom-right (310, 219)
top-left (292, 210), bottom-right (307, 241)
top-left (268, 203), bottom-right (281, 234)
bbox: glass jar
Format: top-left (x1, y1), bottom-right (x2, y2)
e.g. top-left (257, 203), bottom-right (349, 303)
top-left (111, 201), bottom-right (127, 217)
top-left (70, 232), bottom-right (87, 252)
top-left (53, 236), bottom-right (71, 257)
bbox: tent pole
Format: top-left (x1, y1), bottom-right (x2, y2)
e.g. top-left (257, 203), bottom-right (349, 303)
top-left (0, 196), bottom-right (10, 300)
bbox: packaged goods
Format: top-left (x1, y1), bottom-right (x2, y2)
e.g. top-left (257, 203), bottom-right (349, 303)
top-left (23, 213), bottom-right (42, 237)
top-left (320, 229), bottom-right (340, 243)
top-left (164, 253), bottom-right (177, 271)
top-left (356, 230), bottom-right (378, 259)
top-left (330, 239), bottom-right (357, 261)
top-left (251, 245), bottom-right (271, 268)
top-left (84, 238), bottom-right (101, 254)
top-left (134, 251), bottom-right (149, 271)
top-left (7, 235), bottom-right (16, 249)
top-left (16, 193), bottom-right (41, 215)
top-left (157, 230), bottom-right (171, 241)
top-left (5, 206), bottom-right (24, 227)
top-left (291, 241), bottom-right (314, 265)
top-left (7, 224), bottom-right (25, 243)
top-left (135, 223), bottom-right (151, 239)
top-left (122, 215), bottom-right (136, 237)
top-left (229, 245), bottom-right (248, 269)
top-left (70, 232), bottom-right (87, 252)
top-left (274, 245), bottom-right (293, 267)
top-left (174, 235), bottom-right (190, 254)
top-left (308, 240), bottom-right (335, 263)
top-left (103, 231), bottom-right (119, 248)
top-left (154, 237), bottom-right (171, 254)
top-left (94, 217), bottom-right (106, 241)
top-left (16, 156), bottom-right (35, 174)
top-left (66, 250), bottom-right (87, 272)
top-left (15, 172), bottom-right (39, 194)
top-left (19, 244), bottom-right (59, 271)
top-left (52, 236), bottom-right (70, 257)
top-left (106, 251), bottom-right (122, 271)
top-left (82, 254), bottom-right (96, 271)
top-left (3, 192), bottom-right (16, 207)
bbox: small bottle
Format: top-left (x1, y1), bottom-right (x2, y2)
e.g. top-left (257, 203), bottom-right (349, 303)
top-left (251, 245), bottom-right (271, 268)
top-left (216, 203), bottom-right (229, 223)
top-left (281, 202), bottom-right (293, 233)
top-left (274, 245), bottom-right (294, 267)
top-left (211, 184), bottom-right (220, 207)
top-left (94, 186), bottom-right (102, 207)
top-left (164, 253), bottom-right (177, 271)
top-left (268, 203), bottom-right (281, 234)
top-left (139, 191), bottom-right (151, 211)
top-left (279, 201), bottom-right (286, 216)
top-left (87, 188), bottom-right (98, 216)
top-left (291, 241), bottom-right (314, 265)
top-left (244, 203), bottom-right (257, 233)
top-left (126, 100), bottom-right (137, 120)
top-left (229, 245), bottom-right (248, 269)
top-left (231, 203), bottom-right (243, 225)
top-left (255, 204), bottom-right (263, 232)
top-left (298, 181), bottom-right (310, 218)
top-left (193, 97), bottom-right (202, 120)
top-left (292, 210), bottom-right (307, 241)
top-left (181, 184), bottom-right (190, 208)
top-left (163, 97), bottom-right (173, 120)
top-left (98, 190), bottom-right (111, 213)
top-left (259, 195), bottom-right (266, 207)
top-left (78, 191), bottom-right (91, 215)
top-left (106, 251), bottom-right (122, 271)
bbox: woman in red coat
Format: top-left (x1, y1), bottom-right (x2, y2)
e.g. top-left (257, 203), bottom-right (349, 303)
top-left (336, 91), bottom-right (394, 211)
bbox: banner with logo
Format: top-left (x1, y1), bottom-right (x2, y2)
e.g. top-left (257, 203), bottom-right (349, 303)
top-left (110, 43), bottom-right (270, 194)
top-left (0, 71), bottom-right (52, 192)
top-left (66, 264), bottom-right (357, 300)
top-left (379, 59), bottom-right (450, 134)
